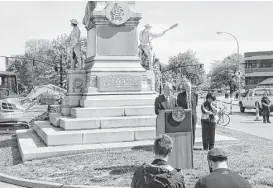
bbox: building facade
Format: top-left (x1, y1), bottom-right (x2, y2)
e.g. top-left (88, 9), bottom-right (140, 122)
top-left (244, 51), bottom-right (273, 90)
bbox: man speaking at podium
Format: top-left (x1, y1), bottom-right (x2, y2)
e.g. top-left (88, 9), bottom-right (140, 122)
top-left (154, 82), bottom-right (177, 115)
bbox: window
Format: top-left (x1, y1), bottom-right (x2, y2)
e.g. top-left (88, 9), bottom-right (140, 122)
top-left (0, 75), bottom-right (17, 95)
top-left (254, 89), bottom-right (269, 96)
top-left (245, 90), bottom-right (249, 96)
top-left (1, 102), bottom-right (16, 110)
top-left (267, 89), bottom-right (273, 96)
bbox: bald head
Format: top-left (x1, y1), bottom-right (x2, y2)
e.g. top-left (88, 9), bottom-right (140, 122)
top-left (163, 82), bottom-right (172, 96)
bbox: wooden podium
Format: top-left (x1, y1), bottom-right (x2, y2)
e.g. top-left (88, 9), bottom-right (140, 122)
top-left (156, 109), bottom-right (193, 169)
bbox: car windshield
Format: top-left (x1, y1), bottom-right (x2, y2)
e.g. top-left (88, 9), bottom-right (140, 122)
top-left (254, 89), bottom-right (273, 96)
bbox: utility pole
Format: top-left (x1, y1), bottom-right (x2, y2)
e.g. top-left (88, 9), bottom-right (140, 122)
top-left (159, 64), bottom-right (162, 94)
top-left (60, 55), bottom-right (63, 88)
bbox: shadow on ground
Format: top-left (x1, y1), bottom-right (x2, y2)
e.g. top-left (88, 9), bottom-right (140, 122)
top-left (94, 165), bottom-right (138, 175)
top-left (131, 145), bottom-right (153, 151)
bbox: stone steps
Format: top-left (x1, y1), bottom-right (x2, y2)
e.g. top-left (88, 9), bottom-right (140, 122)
top-left (34, 121), bottom-right (203, 146)
top-left (60, 115), bottom-right (156, 130)
top-left (71, 106), bottom-right (155, 118)
top-left (33, 121), bottom-right (156, 146)
top-left (80, 94), bottom-right (156, 107)
top-left (17, 127), bottom-right (238, 162)
top-left (50, 112), bottom-right (203, 136)
top-left (16, 129), bottom-right (155, 162)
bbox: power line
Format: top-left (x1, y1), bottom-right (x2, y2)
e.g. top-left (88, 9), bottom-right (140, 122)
top-left (0, 55), bottom-right (60, 68)
top-left (161, 63), bottom-right (204, 73)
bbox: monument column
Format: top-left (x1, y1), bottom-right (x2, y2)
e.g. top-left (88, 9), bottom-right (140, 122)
top-left (80, 1), bottom-right (156, 108)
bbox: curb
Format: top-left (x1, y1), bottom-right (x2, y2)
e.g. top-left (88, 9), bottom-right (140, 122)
top-left (0, 172), bottom-right (61, 188)
top-left (0, 173), bottom-right (130, 188)
top-left (217, 99), bottom-right (239, 106)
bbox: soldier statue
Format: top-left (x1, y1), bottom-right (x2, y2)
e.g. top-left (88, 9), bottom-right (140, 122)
top-left (66, 19), bottom-right (82, 70)
top-left (82, 1), bottom-right (97, 29)
top-left (139, 24), bottom-right (178, 70)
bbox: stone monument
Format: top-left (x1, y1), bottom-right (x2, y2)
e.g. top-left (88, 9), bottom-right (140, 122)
top-left (16, 1), bottom-right (237, 161)
top-left (16, 1), bottom-right (158, 161)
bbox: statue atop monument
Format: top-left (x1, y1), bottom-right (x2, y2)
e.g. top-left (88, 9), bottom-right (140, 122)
top-left (139, 24), bottom-right (165, 71)
top-left (65, 19), bottom-right (82, 70)
top-left (139, 24), bottom-right (178, 70)
top-left (82, 1), bottom-right (97, 29)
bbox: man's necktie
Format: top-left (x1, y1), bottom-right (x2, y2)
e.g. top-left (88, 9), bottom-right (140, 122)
top-left (166, 96), bottom-right (171, 109)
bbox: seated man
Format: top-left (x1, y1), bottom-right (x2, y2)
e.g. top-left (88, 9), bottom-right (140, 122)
top-left (154, 82), bottom-right (177, 115)
top-left (131, 134), bottom-right (185, 188)
top-left (194, 148), bottom-right (252, 188)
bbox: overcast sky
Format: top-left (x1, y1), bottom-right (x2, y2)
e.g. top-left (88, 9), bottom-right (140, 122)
top-left (1, 1), bottom-right (273, 73)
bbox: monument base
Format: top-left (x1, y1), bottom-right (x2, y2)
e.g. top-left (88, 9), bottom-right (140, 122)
top-left (16, 124), bottom-right (238, 161)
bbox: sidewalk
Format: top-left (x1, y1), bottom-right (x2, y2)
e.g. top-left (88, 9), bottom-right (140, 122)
top-left (216, 96), bottom-right (239, 106)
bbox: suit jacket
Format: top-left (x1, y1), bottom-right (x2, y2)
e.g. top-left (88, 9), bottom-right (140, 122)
top-left (177, 91), bottom-right (198, 125)
top-left (154, 94), bottom-right (177, 115)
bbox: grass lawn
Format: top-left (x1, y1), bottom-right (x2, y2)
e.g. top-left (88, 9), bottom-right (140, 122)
top-left (0, 126), bottom-right (273, 188)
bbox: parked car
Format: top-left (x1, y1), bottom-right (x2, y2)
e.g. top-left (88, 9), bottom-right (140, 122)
top-left (239, 88), bottom-right (273, 114)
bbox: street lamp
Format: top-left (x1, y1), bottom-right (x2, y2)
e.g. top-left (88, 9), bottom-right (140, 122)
top-left (217, 31), bottom-right (241, 115)
top-left (217, 32), bottom-right (239, 55)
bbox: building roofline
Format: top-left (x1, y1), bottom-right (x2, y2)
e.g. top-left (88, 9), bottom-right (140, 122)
top-left (244, 51), bottom-right (273, 58)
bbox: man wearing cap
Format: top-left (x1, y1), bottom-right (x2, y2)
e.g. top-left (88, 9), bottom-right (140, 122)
top-left (194, 148), bottom-right (252, 188)
top-left (139, 24), bottom-right (166, 70)
top-left (66, 19), bottom-right (82, 70)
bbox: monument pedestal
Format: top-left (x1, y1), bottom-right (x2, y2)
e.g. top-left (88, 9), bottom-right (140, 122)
top-left (61, 70), bottom-right (86, 116)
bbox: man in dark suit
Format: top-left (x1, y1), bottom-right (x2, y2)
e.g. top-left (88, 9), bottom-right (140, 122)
top-left (177, 84), bottom-right (198, 146)
top-left (194, 148), bottom-right (252, 188)
top-left (154, 82), bottom-right (177, 115)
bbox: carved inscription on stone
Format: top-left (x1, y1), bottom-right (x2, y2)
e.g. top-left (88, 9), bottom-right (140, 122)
top-left (98, 75), bottom-right (141, 92)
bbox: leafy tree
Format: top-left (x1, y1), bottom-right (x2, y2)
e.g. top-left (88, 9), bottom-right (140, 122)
top-left (150, 50), bottom-right (205, 94)
top-left (209, 53), bottom-right (244, 94)
top-left (164, 50), bottom-right (205, 89)
top-left (6, 34), bottom-right (87, 90)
